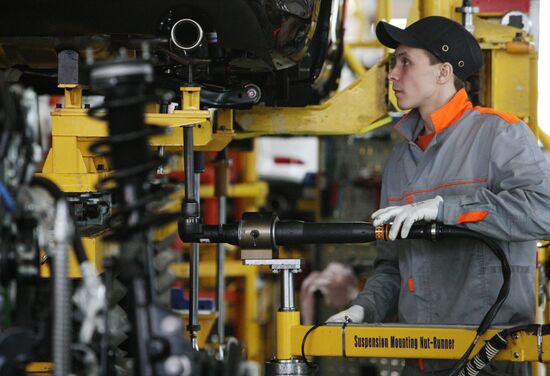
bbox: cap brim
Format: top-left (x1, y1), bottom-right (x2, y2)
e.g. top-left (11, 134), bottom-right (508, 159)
top-left (376, 21), bottom-right (424, 49)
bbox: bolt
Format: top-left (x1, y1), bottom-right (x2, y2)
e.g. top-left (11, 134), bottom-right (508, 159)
top-left (514, 352), bottom-right (520, 359)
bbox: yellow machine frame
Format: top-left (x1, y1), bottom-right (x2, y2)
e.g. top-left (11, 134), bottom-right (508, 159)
top-left (288, 320), bottom-right (550, 361)
top-left (259, 258), bottom-right (550, 369)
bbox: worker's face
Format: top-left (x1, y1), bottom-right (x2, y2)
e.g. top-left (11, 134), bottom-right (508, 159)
top-left (389, 45), bottom-right (441, 110)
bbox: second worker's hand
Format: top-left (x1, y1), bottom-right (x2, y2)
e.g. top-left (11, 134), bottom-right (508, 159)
top-left (371, 196), bottom-right (443, 240)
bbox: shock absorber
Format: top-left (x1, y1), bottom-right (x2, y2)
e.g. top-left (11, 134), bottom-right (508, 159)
top-left (89, 58), bottom-right (193, 376)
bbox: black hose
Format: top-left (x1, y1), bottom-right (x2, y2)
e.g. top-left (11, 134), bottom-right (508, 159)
top-left (30, 176), bottom-right (88, 264)
top-left (276, 222), bottom-right (376, 245)
top-left (460, 323), bottom-right (550, 375)
top-left (439, 227), bottom-right (510, 376)
top-left (301, 323), bottom-right (324, 370)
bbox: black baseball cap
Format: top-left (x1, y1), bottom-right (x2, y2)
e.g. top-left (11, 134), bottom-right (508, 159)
top-left (376, 16), bottom-right (482, 80)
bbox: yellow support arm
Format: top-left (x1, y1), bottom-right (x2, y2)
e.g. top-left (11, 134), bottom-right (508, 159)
top-left (291, 324), bottom-right (548, 361)
top-left (235, 62), bottom-right (388, 137)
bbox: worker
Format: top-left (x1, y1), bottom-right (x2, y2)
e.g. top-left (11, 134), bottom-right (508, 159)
top-left (327, 16), bottom-right (550, 375)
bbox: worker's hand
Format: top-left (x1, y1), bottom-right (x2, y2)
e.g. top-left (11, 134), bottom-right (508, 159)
top-left (371, 196), bottom-right (443, 240)
top-left (325, 305), bottom-right (364, 323)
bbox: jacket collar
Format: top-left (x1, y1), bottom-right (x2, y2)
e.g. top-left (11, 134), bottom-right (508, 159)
top-left (394, 88), bottom-right (473, 141)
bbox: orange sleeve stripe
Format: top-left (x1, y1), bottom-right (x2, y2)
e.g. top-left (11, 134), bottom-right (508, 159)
top-left (474, 107), bottom-right (522, 125)
top-left (418, 359), bottom-right (425, 371)
top-left (457, 211), bottom-right (489, 224)
top-left (407, 278), bottom-right (414, 292)
top-left (387, 179), bottom-right (488, 202)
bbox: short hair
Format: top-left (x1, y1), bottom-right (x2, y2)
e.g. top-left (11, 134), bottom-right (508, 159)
top-left (425, 51), bottom-right (464, 91)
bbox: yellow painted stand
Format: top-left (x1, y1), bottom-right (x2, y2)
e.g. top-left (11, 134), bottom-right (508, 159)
top-left (38, 86), bottom-right (234, 193)
top-left (40, 230), bottom-right (109, 278)
top-left (26, 362), bottom-right (53, 375)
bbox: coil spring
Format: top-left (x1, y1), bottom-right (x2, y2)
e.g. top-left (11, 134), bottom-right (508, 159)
top-left (88, 62), bottom-right (179, 241)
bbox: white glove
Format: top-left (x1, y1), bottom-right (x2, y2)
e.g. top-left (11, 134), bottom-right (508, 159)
top-left (325, 305), bottom-right (364, 323)
top-left (371, 196), bottom-right (443, 240)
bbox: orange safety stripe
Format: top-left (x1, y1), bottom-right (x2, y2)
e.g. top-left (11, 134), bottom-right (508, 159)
top-left (430, 88), bottom-right (473, 133)
top-left (406, 195), bottom-right (413, 204)
top-left (407, 278), bottom-right (415, 292)
top-left (474, 106), bottom-right (522, 125)
top-left (415, 88), bottom-right (472, 150)
top-left (457, 211), bottom-right (488, 224)
top-left (388, 179), bottom-right (488, 202)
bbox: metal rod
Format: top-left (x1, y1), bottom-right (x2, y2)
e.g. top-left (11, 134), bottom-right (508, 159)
top-left (190, 172), bottom-right (201, 350)
top-left (183, 126), bottom-right (195, 203)
top-left (183, 124), bottom-right (200, 349)
top-left (190, 244), bottom-right (200, 350)
top-left (216, 196), bottom-right (226, 358)
top-left (280, 269), bottom-right (295, 311)
top-left (214, 149), bottom-right (228, 359)
top-left (53, 200), bottom-right (72, 376)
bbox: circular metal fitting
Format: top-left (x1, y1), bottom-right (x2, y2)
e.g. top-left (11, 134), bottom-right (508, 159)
top-left (375, 226), bottom-right (385, 241)
top-left (244, 83), bottom-right (262, 104)
top-left (430, 223), bottom-right (438, 242)
top-left (442, 44), bottom-right (449, 52)
top-left (170, 19), bottom-right (204, 51)
top-left (266, 360), bottom-right (313, 375)
top-left (239, 213), bottom-right (278, 250)
top-left (458, 60), bottom-right (465, 68)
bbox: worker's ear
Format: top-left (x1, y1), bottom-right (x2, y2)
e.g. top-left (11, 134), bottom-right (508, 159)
top-left (437, 62), bottom-right (454, 84)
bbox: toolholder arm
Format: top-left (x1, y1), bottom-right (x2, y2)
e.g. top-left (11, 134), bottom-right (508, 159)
top-left (178, 212), bottom-right (449, 250)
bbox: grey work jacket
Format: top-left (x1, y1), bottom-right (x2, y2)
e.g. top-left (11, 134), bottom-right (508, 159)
top-left (353, 89), bottom-right (550, 373)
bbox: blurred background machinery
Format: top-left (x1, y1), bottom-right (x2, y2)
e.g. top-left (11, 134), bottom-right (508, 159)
top-left (0, 0), bottom-right (549, 375)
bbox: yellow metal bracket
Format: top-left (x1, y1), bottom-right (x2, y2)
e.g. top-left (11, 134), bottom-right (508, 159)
top-left (38, 85), bottom-right (234, 192)
top-left (474, 16), bottom-right (531, 49)
top-left (235, 62), bottom-right (388, 137)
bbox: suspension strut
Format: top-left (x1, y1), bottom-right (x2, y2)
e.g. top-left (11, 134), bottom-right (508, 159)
top-left (89, 58), bottom-right (193, 376)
